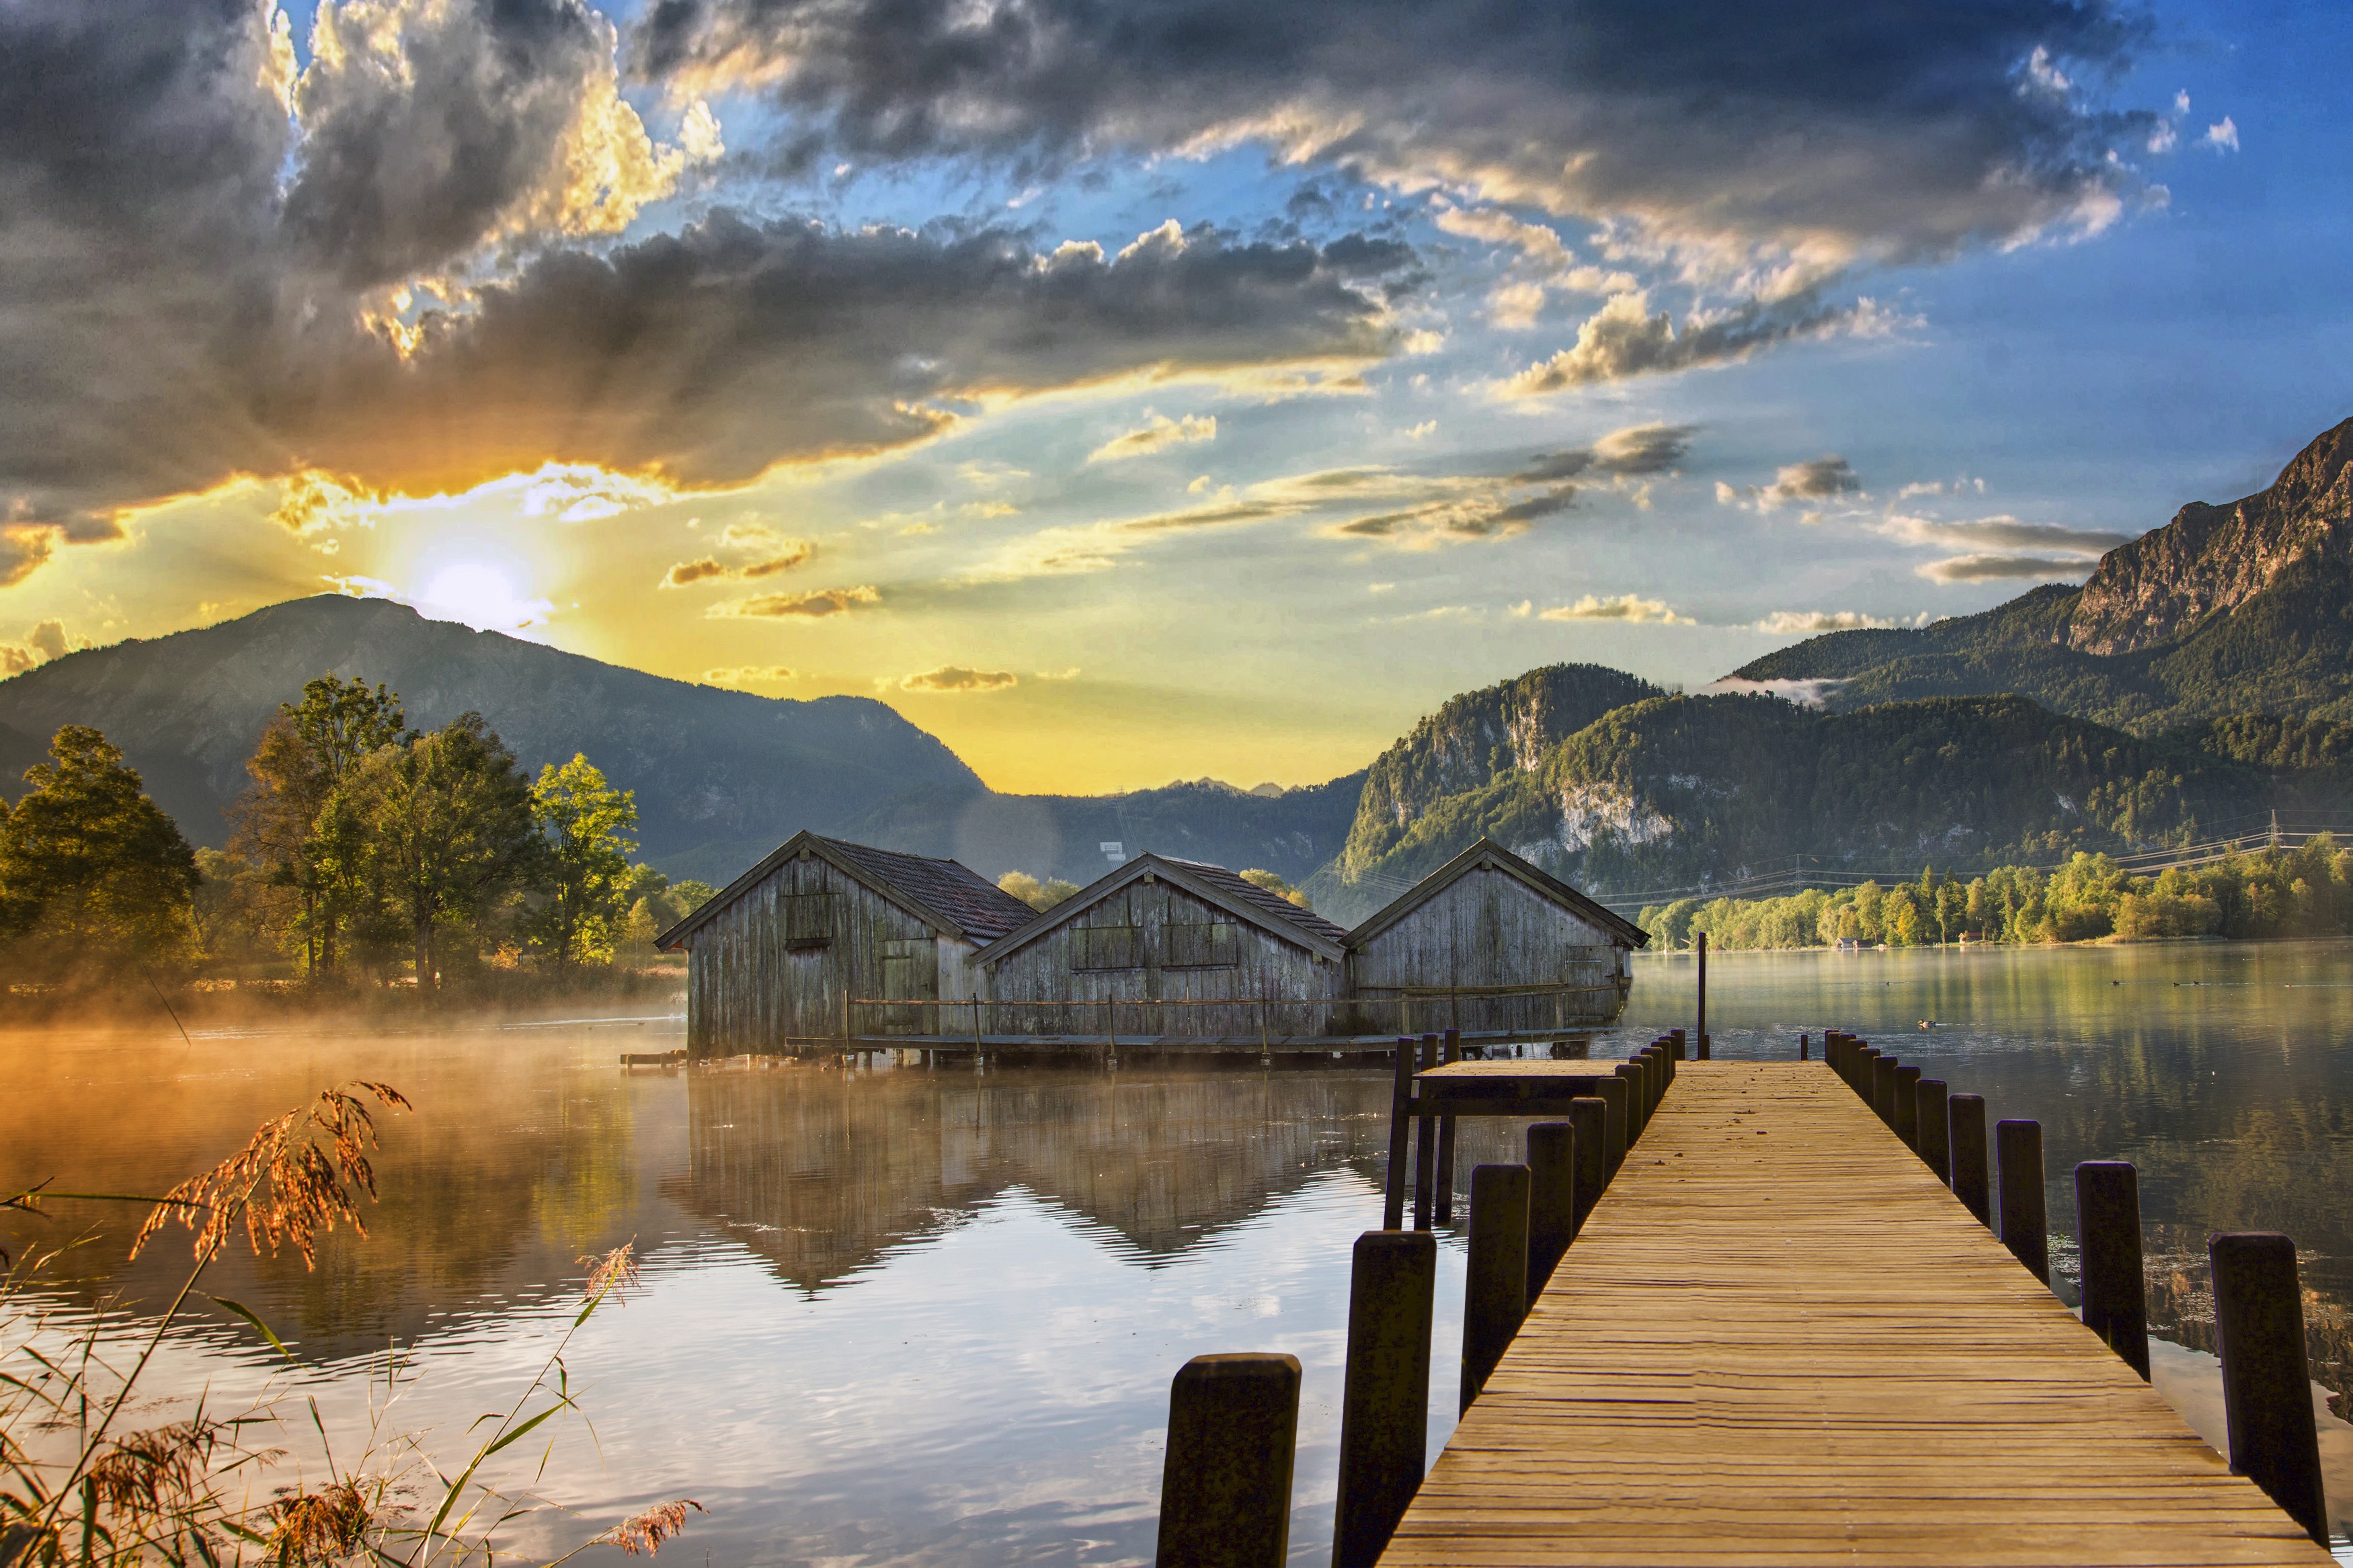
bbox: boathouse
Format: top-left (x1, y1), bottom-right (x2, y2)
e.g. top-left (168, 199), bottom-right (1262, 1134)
top-left (971, 854), bottom-right (1351, 1040)
top-left (1343, 837), bottom-right (1646, 1036)
top-left (657, 831), bottom-right (1036, 1057)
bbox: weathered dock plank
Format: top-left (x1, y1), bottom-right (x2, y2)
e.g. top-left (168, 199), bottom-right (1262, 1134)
top-left (1378, 1060), bottom-right (2332, 1567)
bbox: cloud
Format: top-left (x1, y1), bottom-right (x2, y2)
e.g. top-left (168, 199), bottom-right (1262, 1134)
top-left (1878, 513), bottom-right (2133, 556)
top-left (971, 498), bottom-right (1300, 579)
top-left (1917, 553), bottom-right (2102, 583)
top-left (0, 619), bottom-right (73, 676)
top-left (703, 664), bottom-right (798, 685)
top-left (1088, 412), bottom-right (1218, 462)
top-left (707, 584), bottom-right (881, 616)
top-left (1499, 292), bottom-right (1897, 395)
top-left (1330, 485), bottom-right (1577, 546)
top-left (0, 0), bottom-right (1420, 585)
top-left (898, 665), bottom-right (1019, 692)
top-left (1763, 457), bottom-right (1860, 507)
top-left (288, 0), bottom-right (720, 290)
top-left (660, 532), bottom-right (816, 585)
top-left (2203, 117), bottom-right (2239, 153)
top-left (1751, 610), bottom-right (1901, 633)
top-left (630, 0), bottom-right (2161, 276)
top-left (1537, 593), bottom-right (1691, 624)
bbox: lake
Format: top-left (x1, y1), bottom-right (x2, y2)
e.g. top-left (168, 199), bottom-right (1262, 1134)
top-left (4, 940), bottom-right (2352, 1564)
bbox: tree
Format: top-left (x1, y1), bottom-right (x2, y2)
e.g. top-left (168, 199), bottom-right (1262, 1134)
top-left (352, 714), bottom-right (536, 994)
top-left (1238, 868), bottom-right (1313, 909)
top-left (530, 754), bottom-right (638, 971)
top-left (230, 676), bottom-right (407, 977)
top-left (999, 870), bottom-right (1080, 911)
top-left (0, 726), bottom-right (199, 985)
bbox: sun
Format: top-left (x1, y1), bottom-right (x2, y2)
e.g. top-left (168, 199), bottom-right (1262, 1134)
top-left (415, 563), bottom-right (553, 634)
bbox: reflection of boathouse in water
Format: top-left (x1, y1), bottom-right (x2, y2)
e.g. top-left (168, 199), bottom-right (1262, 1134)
top-left (660, 831), bottom-right (1644, 1057)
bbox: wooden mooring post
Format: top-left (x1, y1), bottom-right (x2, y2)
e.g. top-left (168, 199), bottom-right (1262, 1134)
top-left (2075, 1160), bottom-right (2150, 1380)
top-left (1948, 1092), bottom-right (1991, 1226)
top-left (2210, 1232), bottom-right (2329, 1545)
top-left (1155, 1354), bottom-right (1300, 1568)
top-left (1995, 1118), bottom-right (2049, 1283)
top-left (1915, 1078), bottom-right (1950, 1184)
top-left (1460, 1163), bottom-right (1531, 1415)
top-left (1525, 1122), bottom-right (1577, 1298)
top-left (1893, 1063), bottom-right (1922, 1148)
top-left (1382, 1038), bottom-right (1414, 1230)
top-left (1330, 1231), bottom-right (1435, 1568)
top-left (1433, 1029), bottom-right (1460, 1225)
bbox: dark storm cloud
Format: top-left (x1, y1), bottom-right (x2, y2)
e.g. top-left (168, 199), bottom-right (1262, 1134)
top-left (284, 0), bottom-right (616, 287)
top-left (629, 0), bottom-right (2158, 260)
top-left (0, 0), bottom-right (1419, 571)
top-left (280, 215), bottom-right (1419, 491)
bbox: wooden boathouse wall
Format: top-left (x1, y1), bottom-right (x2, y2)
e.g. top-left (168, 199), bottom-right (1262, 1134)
top-left (1345, 841), bottom-right (1642, 1036)
top-left (980, 866), bottom-right (1345, 1039)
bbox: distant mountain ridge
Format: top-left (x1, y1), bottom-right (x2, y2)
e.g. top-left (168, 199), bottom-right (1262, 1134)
top-left (0, 595), bottom-right (1366, 887)
top-left (1734, 417), bottom-right (2353, 731)
top-left (0, 595), bottom-right (981, 860)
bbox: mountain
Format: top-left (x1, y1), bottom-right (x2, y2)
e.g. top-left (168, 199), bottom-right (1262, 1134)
top-left (1733, 417), bottom-right (2353, 732)
top-left (0, 593), bottom-right (1365, 887)
top-left (0, 595), bottom-right (980, 858)
top-left (1326, 692), bottom-right (2353, 905)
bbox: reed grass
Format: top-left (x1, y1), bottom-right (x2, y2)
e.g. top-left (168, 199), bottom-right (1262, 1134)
top-left (1, 1085), bottom-right (701, 1566)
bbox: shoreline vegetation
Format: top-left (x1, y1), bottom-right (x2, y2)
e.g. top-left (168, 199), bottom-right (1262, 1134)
top-left (0, 675), bottom-right (713, 1018)
top-left (1637, 839), bottom-right (2353, 952)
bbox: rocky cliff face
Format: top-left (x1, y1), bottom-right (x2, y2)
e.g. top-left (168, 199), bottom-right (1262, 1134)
top-left (2066, 418), bottom-right (2353, 655)
top-left (1341, 663), bottom-right (1665, 876)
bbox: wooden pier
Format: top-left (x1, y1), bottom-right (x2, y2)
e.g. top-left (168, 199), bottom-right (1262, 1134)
top-left (1378, 1060), bottom-right (2334, 1566)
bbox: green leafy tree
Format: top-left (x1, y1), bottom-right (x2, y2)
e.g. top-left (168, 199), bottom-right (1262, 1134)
top-left (999, 870), bottom-right (1081, 911)
top-left (530, 754), bottom-right (639, 971)
top-left (0, 726), bottom-right (199, 985)
top-left (230, 676), bottom-right (408, 977)
top-left (352, 714), bottom-right (536, 993)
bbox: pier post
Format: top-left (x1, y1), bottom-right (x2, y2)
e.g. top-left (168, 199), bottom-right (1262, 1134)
top-left (2075, 1162), bottom-right (2150, 1380)
top-left (1156, 1353), bottom-right (1301, 1568)
top-left (2208, 1232), bottom-right (2328, 1545)
top-left (1412, 1034), bottom-right (1439, 1230)
top-left (1330, 1233), bottom-right (1435, 1568)
top-left (1949, 1094), bottom-right (1991, 1226)
top-left (1995, 1119), bottom-right (2048, 1283)
top-left (1461, 1163), bottom-right (1531, 1415)
top-left (1800, 1033), bottom-right (1809, 1061)
top-left (1435, 1030), bottom-right (1460, 1225)
top-left (1696, 930), bottom-right (1706, 1050)
top-left (1670, 1028), bottom-right (1685, 1061)
top-left (1593, 1079), bottom-right (1629, 1173)
top-left (1871, 1055), bottom-right (1899, 1126)
top-left (1893, 1064), bottom-right (1922, 1149)
top-left (1525, 1123), bottom-right (1576, 1298)
top-left (1382, 1038), bottom-right (1413, 1230)
top-left (1915, 1079), bottom-right (1950, 1185)
top-left (1856, 1046), bottom-right (1881, 1103)
top-left (1567, 1098), bottom-right (1607, 1233)
top-left (1614, 1063), bottom-right (1648, 1143)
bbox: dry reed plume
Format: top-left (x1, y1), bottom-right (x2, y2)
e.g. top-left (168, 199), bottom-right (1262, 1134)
top-left (130, 1082), bottom-right (413, 1270)
top-left (592, 1501), bottom-right (704, 1557)
top-left (262, 1479), bottom-right (379, 1564)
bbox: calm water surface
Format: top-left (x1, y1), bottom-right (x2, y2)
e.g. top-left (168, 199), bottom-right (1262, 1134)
top-left (5, 940), bottom-right (2353, 1563)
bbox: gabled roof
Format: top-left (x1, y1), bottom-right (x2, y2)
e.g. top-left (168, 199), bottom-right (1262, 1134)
top-left (972, 852), bottom-right (1349, 966)
top-left (655, 831), bottom-right (1035, 950)
top-left (1345, 837), bottom-right (1650, 950)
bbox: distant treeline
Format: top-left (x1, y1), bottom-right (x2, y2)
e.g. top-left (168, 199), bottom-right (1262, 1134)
top-left (0, 675), bottom-right (715, 997)
top-left (1639, 839), bottom-right (2353, 951)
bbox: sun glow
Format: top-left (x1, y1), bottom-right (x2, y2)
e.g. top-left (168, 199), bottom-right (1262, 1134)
top-left (413, 563), bottom-right (553, 634)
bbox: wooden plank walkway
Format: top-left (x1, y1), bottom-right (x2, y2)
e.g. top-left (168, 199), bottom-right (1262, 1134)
top-left (1380, 1060), bottom-right (2333, 1567)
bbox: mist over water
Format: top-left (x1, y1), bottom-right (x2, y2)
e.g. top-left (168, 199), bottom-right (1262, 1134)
top-left (5, 942), bottom-right (2352, 1563)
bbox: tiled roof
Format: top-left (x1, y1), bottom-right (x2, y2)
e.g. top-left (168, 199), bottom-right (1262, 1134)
top-left (1162, 858), bottom-right (1352, 948)
top-left (822, 837), bottom-right (1036, 940)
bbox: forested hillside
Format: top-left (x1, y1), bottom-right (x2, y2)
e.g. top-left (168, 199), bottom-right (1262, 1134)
top-left (1321, 693), bottom-right (2353, 911)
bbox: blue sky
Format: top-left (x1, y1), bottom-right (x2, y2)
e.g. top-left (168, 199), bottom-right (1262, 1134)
top-left (2, 0), bottom-right (2348, 791)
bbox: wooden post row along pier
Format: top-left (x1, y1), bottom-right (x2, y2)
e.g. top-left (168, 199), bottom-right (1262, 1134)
top-left (1150, 1029), bottom-right (2336, 1567)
